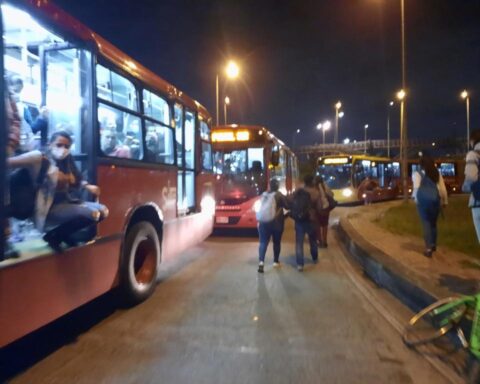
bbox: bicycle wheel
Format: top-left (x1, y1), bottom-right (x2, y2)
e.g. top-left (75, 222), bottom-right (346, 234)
top-left (402, 296), bottom-right (467, 347)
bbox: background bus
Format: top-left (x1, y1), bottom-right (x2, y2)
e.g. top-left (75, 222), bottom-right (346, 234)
top-left (0, 0), bottom-right (215, 347)
top-left (407, 157), bottom-right (465, 195)
top-left (212, 125), bottom-right (298, 229)
top-left (317, 154), bottom-right (400, 204)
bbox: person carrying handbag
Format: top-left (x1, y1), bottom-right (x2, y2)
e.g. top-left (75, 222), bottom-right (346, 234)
top-left (314, 175), bottom-right (336, 248)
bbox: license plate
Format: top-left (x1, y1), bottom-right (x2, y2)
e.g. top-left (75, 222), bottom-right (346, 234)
top-left (216, 216), bottom-right (229, 224)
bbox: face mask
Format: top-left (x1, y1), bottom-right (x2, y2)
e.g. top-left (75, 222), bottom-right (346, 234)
top-left (51, 146), bottom-right (70, 160)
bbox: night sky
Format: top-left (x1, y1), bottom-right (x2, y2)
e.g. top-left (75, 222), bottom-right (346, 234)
top-left (53, 0), bottom-right (480, 147)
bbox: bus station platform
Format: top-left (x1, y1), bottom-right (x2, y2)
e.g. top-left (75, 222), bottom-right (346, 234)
top-left (336, 201), bottom-right (480, 313)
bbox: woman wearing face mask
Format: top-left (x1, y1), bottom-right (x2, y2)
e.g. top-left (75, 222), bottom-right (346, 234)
top-left (8, 131), bottom-right (108, 252)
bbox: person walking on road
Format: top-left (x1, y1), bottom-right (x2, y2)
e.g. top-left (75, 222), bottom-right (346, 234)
top-left (462, 129), bottom-right (480, 243)
top-left (314, 175), bottom-right (335, 248)
top-left (412, 151), bottom-right (448, 257)
top-left (291, 174), bottom-right (319, 271)
top-left (256, 178), bottom-right (289, 273)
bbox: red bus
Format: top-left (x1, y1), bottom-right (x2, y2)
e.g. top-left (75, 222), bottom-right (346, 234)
top-left (407, 157), bottom-right (465, 195)
top-left (0, 0), bottom-right (216, 347)
top-left (212, 124), bottom-right (298, 229)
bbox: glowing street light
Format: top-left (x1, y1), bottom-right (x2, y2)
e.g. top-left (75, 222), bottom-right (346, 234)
top-left (216, 61), bottom-right (240, 126)
top-left (292, 128), bottom-right (301, 148)
top-left (334, 101), bottom-right (342, 144)
top-left (461, 89), bottom-right (470, 151)
top-left (224, 96), bottom-right (230, 124)
top-left (320, 120), bottom-right (331, 155)
top-left (396, 88), bottom-right (408, 200)
top-left (364, 124), bottom-right (369, 154)
top-left (387, 101), bottom-right (394, 158)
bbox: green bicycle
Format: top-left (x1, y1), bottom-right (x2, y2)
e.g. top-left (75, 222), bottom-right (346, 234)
top-left (403, 294), bottom-right (480, 382)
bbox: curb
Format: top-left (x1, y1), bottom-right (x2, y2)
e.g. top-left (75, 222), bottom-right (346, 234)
top-left (336, 216), bottom-right (447, 313)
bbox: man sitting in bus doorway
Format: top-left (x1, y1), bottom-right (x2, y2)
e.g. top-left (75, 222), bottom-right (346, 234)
top-left (290, 175), bottom-right (319, 272)
top-left (7, 131), bottom-right (109, 252)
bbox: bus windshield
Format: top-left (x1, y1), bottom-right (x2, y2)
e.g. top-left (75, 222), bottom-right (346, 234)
top-left (318, 164), bottom-right (352, 189)
top-left (213, 148), bottom-right (267, 195)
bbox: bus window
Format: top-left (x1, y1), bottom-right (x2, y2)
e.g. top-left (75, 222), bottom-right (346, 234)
top-left (200, 120), bottom-right (213, 171)
top-left (142, 89), bottom-right (170, 125)
top-left (439, 162), bottom-right (455, 177)
top-left (174, 103), bottom-right (184, 167)
top-left (96, 65), bottom-right (138, 112)
top-left (145, 120), bottom-right (174, 164)
top-left (98, 103), bottom-right (143, 159)
top-left (185, 110), bottom-right (195, 169)
top-left (247, 148), bottom-right (264, 172)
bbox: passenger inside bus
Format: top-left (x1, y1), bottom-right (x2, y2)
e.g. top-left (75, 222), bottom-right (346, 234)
top-left (6, 131), bottom-right (109, 254)
top-left (7, 74), bottom-right (49, 152)
top-left (101, 129), bottom-right (131, 158)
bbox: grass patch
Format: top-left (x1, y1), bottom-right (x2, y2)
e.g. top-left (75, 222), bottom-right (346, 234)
top-left (376, 195), bottom-right (480, 258)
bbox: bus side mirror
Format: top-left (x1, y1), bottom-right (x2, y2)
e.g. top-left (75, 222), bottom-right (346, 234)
top-left (271, 151), bottom-right (279, 167)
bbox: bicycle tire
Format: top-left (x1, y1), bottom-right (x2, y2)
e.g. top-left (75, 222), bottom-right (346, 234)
top-left (402, 296), bottom-right (467, 347)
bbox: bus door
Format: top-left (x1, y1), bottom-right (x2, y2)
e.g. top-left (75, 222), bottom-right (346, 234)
top-left (0, 8), bottom-right (5, 258)
top-left (41, 45), bottom-right (94, 180)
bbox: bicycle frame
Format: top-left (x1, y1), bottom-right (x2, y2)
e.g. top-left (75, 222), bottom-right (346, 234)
top-left (433, 294), bottom-right (480, 358)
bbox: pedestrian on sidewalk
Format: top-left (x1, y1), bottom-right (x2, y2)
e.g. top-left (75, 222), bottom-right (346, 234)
top-left (412, 151), bottom-right (448, 257)
top-left (462, 129), bottom-right (480, 243)
top-left (314, 175), bottom-right (335, 248)
top-left (291, 174), bottom-right (319, 271)
top-left (256, 178), bottom-right (289, 273)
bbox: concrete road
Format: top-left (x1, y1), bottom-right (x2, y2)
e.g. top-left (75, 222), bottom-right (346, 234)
top-left (7, 217), bottom-right (453, 384)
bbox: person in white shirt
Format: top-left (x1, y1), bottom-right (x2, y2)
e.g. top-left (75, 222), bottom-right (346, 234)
top-left (412, 152), bottom-right (448, 257)
top-left (462, 129), bottom-right (480, 243)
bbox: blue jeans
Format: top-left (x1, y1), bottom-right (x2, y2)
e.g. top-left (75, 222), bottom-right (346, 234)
top-left (417, 203), bottom-right (439, 249)
top-left (258, 221), bottom-right (283, 263)
top-left (472, 208), bottom-right (480, 244)
top-left (295, 220), bottom-right (318, 266)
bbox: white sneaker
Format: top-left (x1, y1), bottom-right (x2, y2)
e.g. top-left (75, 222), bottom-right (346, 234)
top-left (297, 265), bottom-right (304, 272)
top-left (273, 262), bottom-right (280, 268)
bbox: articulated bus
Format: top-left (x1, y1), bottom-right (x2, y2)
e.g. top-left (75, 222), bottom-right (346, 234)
top-left (212, 124), bottom-right (298, 229)
top-left (0, 0), bottom-right (216, 347)
top-left (317, 154), bottom-right (400, 204)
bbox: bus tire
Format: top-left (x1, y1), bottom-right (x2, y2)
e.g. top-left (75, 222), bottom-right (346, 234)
top-left (119, 221), bottom-right (160, 306)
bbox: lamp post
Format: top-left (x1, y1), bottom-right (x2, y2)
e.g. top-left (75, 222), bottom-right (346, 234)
top-left (397, 89), bottom-right (407, 200)
top-left (215, 61), bottom-right (239, 126)
top-left (461, 90), bottom-right (470, 151)
top-left (224, 96), bottom-right (230, 124)
top-left (292, 128), bottom-right (301, 148)
top-left (387, 101), bottom-right (394, 158)
top-left (318, 121), bottom-right (331, 155)
top-left (334, 101), bottom-right (342, 144)
top-left (364, 124), bottom-right (369, 154)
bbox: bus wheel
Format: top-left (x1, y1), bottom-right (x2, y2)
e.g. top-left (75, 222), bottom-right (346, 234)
top-left (119, 221), bottom-right (160, 306)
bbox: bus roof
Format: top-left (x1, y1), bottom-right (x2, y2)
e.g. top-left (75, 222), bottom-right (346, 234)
top-left (213, 124), bottom-right (294, 154)
top-left (16, 0), bottom-right (211, 121)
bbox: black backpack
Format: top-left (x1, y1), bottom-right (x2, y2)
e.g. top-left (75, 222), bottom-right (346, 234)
top-left (291, 188), bottom-right (311, 221)
top-left (471, 154), bottom-right (480, 202)
top-left (8, 158), bottom-right (49, 220)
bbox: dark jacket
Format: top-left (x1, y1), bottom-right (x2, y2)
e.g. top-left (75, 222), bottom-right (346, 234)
top-left (271, 191), bottom-right (289, 231)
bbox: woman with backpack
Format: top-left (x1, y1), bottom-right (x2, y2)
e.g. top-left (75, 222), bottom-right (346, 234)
top-left (412, 152), bottom-right (448, 257)
top-left (314, 175), bottom-right (335, 248)
top-left (256, 178), bottom-right (289, 273)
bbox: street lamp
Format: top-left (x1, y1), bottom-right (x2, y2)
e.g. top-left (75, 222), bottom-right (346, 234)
top-left (318, 121), bottom-right (331, 155)
top-left (224, 96), bottom-right (230, 124)
top-left (215, 60), bottom-right (239, 126)
top-left (387, 101), bottom-right (394, 158)
top-left (461, 90), bottom-right (470, 151)
top-left (397, 89), bottom-right (407, 200)
top-left (364, 124), bottom-right (369, 154)
top-left (292, 128), bottom-right (301, 148)
top-left (334, 101), bottom-right (342, 144)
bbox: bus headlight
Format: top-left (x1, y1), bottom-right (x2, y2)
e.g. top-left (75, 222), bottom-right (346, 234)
top-left (253, 199), bottom-right (262, 213)
top-left (342, 188), bottom-right (353, 198)
top-left (201, 196), bottom-right (216, 215)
